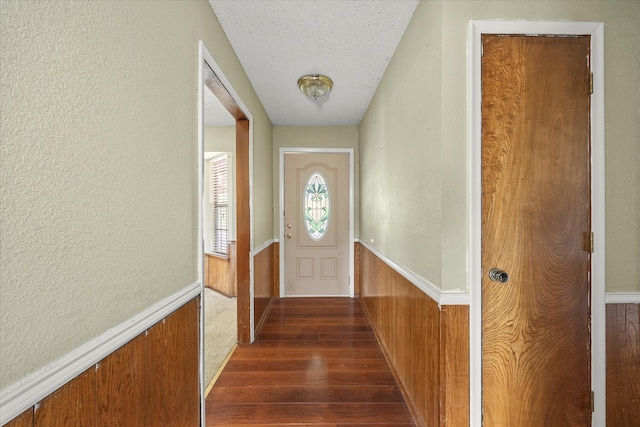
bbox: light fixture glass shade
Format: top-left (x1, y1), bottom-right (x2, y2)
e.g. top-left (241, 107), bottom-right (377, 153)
top-left (297, 75), bottom-right (333, 100)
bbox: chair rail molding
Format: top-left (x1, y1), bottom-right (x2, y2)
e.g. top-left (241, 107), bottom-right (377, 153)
top-left (0, 282), bottom-right (201, 425)
top-left (357, 239), bottom-right (469, 306)
top-left (606, 292), bottom-right (640, 304)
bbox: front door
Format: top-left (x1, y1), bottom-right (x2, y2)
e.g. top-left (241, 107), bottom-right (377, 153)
top-left (284, 153), bottom-right (350, 297)
top-left (481, 35), bottom-right (592, 425)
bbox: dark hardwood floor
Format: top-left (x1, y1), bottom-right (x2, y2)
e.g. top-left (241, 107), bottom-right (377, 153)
top-left (205, 297), bottom-right (416, 426)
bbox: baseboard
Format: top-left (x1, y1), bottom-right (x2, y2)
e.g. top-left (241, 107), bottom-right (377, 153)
top-left (357, 239), bottom-right (469, 306)
top-left (606, 292), bottom-right (640, 304)
top-left (0, 281), bottom-right (202, 425)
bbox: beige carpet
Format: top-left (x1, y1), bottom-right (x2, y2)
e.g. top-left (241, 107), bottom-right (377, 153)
top-left (204, 288), bottom-right (237, 387)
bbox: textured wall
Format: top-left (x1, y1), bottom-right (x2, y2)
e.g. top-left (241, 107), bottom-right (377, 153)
top-left (360, 0), bottom-right (640, 293)
top-left (253, 115), bottom-right (275, 248)
top-left (440, 0), bottom-right (640, 293)
top-left (272, 126), bottom-right (359, 237)
top-left (598, 1), bottom-right (640, 293)
top-left (0, 0), bottom-right (273, 389)
top-left (359, 0), bottom-right (444, 288)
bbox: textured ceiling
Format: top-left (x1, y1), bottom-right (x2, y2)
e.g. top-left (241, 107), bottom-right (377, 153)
top-left (208, 0), bottom-right (419, 126)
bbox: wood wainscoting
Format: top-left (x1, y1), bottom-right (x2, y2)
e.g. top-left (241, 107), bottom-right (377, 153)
top-left (606, 303), bottom-right (640, 426)
top-left (358, 239), bottom-right (640, 426)
top-left (357, 243), bottom-right (469, 427)
top-left (205, 242), bottom-right (237, 297)
top-left (3, 410), bottom-right (32, 427)
top-left (3, 298), bottom-right (200, 427)
top-left (254, 242), bottom-right (279, 334)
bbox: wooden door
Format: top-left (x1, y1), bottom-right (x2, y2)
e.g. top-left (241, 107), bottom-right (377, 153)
top-left (481, 35), bottom-right (592, 425)
top-left (284, 153), bottom-right (350, 296)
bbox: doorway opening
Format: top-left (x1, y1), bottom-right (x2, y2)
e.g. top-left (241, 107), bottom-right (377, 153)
top-left (198, 41), bottom-right (254, 421)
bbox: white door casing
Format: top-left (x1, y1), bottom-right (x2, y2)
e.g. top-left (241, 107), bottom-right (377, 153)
top-left (468, 21), bottom-right (605, 427)
top-left (279, 148), bottom-right (355, 298)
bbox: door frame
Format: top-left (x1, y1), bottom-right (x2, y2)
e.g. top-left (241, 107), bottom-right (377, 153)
top-left (279, 148), bottom-right (355, 298)
top-left (198, 41), bottom-right (254, 424)
top-left (468, 21), bottom-right (605, 426)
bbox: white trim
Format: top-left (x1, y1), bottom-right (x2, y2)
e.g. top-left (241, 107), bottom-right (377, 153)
top-left (440, 293), bottom-right (471, 306)
top-left (279, 148), bottom-right (355, 299)
top-left (197, 40), bottom-right (206, 426)
top-left (0, 282), bottom-right (201, 426)
top-left (468, 21), bottom-right (606, 427)
top-left (253, 238), bottom-right (274, 256)
top-left (279, 148), bottom-right (285, 298)
top-left (590, 24), bottom-right (607, 427)
top-left (358, 240), bottom-right (469, 306)
top-left (606, 293), bottom-right (640, 304)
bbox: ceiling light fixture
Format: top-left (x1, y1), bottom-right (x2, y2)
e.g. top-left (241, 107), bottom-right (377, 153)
top-left (297, 74), bottom-right (333, 100)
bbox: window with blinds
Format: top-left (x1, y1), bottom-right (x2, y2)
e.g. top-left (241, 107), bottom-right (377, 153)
top-left (210, 155), bottom-right (229, 255)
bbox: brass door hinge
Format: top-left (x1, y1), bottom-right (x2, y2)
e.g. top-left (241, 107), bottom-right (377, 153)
top-left (591, 390), bottom-right (595, 412)
top-left (589, 73), bottom-right (594, 94)
top-left (584, 232), bottom-right (594, 253)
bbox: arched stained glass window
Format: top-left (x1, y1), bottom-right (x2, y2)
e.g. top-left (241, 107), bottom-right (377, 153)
top-left (304, 172), bottom-right (330, 240)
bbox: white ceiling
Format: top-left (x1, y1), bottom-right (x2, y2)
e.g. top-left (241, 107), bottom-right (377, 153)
top-left (208, 0), bottom-right (419, 126)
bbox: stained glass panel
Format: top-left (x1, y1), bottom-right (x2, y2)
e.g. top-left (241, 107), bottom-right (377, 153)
top-left (304, 172), bottom-right (330, 240)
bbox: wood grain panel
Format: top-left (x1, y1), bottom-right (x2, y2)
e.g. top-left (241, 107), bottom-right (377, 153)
top-left (208, 402), bottom-right (413, 424)
top-left (4, 297), bottom-right (200, 427)
top-left (97, 332), bottom-right (146, 427)
top-left (210, 385), bottom-right (404, 404)
top-left (360, 245), bottom-right (430, 426)
top-left (272, 242), bottom-right (279, 297)
top-left (359, 244), bottom-right (469, 427)
top-left (205, 253), bottom-right (228, 295)
top-left (4, 409), bottom-right (33, 427)
top-left (607, 303), bottom-right (640, 426)
top-left (440, 305), bottom-right (470, 427)
top-left (203, 62), bottom-right (246, 121)
top-left (145, 321), bottom-right (165, 426)
top-left (164, 297), bottom-right (200, 426)
top-left (254, 243), bottom-right (276, 332)
top-left (205, 251), bottom-right (236, 297)
top-left (236, 119), bottom-right (251, 344)
top-left (354, 242), bottom-right (361, 296)
top-left (481, 35), bottom-right (591, 426)
top-left (206, 297), bottom-right (414, 426)
top-left (228, 241), bottom-right (237, 296)
top-left (421, 287), bottom-right (440, 427)
top-left (34, 367), bottom-right (95, 427)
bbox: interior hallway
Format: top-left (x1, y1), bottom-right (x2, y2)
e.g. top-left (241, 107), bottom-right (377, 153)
top-left (205, 297), bottom-right (416, 426)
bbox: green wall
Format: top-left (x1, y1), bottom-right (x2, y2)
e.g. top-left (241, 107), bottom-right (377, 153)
top-left (360, 0), bottom-right (640, 293)
top-left (0, 0), bottom-right (273, 389)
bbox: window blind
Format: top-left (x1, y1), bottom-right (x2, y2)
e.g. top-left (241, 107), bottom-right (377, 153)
top-left (210, 155), bottom-right (228, 255)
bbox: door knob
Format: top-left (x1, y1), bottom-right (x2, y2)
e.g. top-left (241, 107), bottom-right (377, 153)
top-left (488, 268), bottom-right (509, 283)
top-left (286, 233), bottom-right (292, 239)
